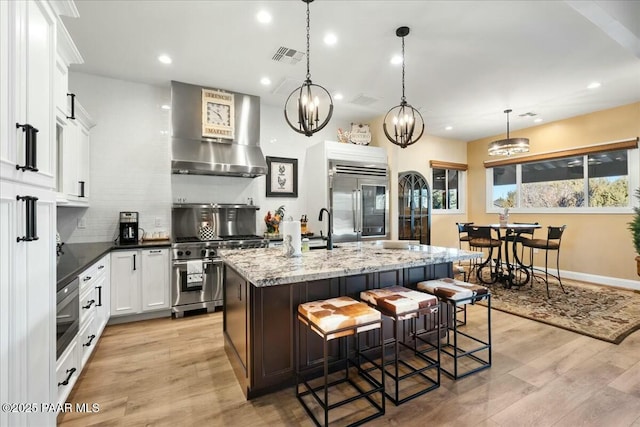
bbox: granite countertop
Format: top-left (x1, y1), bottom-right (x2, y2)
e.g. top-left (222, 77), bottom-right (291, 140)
top-left (219, 242), bottom-right (481, 287)
top-left (56, 240), bottom-right (172, 291)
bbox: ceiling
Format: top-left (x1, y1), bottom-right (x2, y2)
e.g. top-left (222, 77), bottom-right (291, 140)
top-left (62, 0), bottom-right (640, 142)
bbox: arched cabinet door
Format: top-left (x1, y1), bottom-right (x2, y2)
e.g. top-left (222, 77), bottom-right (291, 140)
top-left (398, 171), bottom-right (431, 244)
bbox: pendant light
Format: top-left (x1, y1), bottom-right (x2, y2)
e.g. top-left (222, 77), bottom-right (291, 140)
top-left (284, 0), bottom-right (333, 137)
top-left (488, 109), bottom-right (530, 156)
top-left (383, 26), bottom-right (424, 149)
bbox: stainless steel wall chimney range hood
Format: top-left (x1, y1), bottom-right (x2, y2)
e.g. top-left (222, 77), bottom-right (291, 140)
top-left (170, 80), bottom-right (267, 177)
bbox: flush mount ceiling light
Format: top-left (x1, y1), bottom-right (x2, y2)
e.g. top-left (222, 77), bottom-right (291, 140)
top-left (488, 109), bottom-right (530, 156)
top-left (284, 0), bottom-right (333, 137)
top-left (157, 54), bottom-right (172, 64)
top-left (383, 26), bottom-right (424, 149)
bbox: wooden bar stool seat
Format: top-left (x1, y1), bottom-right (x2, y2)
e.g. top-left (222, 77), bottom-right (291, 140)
top-left (359, 286), bottom-right (441, 405)
top-left (296, 296), bottom-right (385, 426)
top-left (417, 278), bottom-right (491, 379)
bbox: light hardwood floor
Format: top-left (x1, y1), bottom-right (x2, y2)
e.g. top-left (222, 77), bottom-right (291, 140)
top-left (59, 305), bottom-right (640, 427)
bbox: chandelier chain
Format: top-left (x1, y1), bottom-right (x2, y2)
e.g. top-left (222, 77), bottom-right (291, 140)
top-left (305, 1), bottom-right (311, 81)
top-left (401, 35), bottom-right (406, 103)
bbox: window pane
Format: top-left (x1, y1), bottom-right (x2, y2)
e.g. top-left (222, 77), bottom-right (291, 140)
top-left (521, 156), bottom-right (584, 207)
top-left (432, 168), bottom-right (446, 209)
top-left (492, 165), bottom-right (516, 208)
top-left (448, 170), bottom-right (458, 209)
top-left (588, 150), bottom-right (629, 207)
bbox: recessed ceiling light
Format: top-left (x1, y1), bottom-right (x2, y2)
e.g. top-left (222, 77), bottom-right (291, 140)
top-left (587, 81), bottom-right (601, 89)
top-left (324, 33), bottom-right (338, 46)
top-left (161, 104), bottom-right (171, 110)
top-left (390, 55), bottom-right (402, 65)
top-left (256, 10), bottom-right (272, 24)
top-left (445, 126), bottom-right (453, 131)
top-left (333, 92), bottom-right (343, 100)
top-left (260, 77), bottom-right (271, 86)
top-left (158, 55), bottom-right (172, 65)
top-left (534, 118), bottom-right (543, 123)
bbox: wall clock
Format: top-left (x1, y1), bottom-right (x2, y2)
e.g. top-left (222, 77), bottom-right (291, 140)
top-left (202, 88), bottom-right (235, 140)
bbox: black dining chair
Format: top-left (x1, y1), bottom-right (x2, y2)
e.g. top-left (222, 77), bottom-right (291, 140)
top-left (468, 226), bottom-right (502, 284)
top-left (501, 222), bottom-right (539, 283)
top-left (521, 225), bottom-right (567, 298)
top-left (455, 222), bottom-right (474, 281)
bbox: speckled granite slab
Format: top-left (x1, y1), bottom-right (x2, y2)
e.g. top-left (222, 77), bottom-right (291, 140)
top-left (219, 242), bottom-right (481, 287)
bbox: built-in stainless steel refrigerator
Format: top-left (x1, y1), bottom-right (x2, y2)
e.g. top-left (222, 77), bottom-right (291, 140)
top-left (329, 161), bottom-right (389, 243)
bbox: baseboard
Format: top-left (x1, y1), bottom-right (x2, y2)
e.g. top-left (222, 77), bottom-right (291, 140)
top-left (534, 266), bottom-right (640, 291)
top-left (107, 309), bottom-right (171, 325)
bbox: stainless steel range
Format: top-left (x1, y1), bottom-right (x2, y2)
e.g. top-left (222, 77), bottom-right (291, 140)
top-left (171, 203), bottom-right (267, 317)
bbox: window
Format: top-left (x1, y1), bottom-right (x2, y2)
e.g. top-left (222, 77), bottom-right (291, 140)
top-left (429, 161), bottom-right (467, 212)
top-left (486, 141), bottom-right (638, 213)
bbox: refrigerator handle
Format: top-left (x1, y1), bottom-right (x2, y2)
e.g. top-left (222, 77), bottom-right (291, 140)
top-left (352, 190), bottom-right (357, 232)
top-left (357, 189), bottom-right (362, 233)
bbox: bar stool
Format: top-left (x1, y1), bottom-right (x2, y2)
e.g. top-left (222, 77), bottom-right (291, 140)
top-left (359, 286), bottom-right (440, 405)
top-left (417, 278), bottom-right (491, 379)
top-left (468, 226), bottom-right (502, 284)
top-left (296, 296), bottom-right (385, 426)
top-left (521, 225), bottom-right (568, 298)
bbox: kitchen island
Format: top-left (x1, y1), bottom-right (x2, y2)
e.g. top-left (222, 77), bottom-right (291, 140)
top-left (219, 242), bottom-right (480, 399)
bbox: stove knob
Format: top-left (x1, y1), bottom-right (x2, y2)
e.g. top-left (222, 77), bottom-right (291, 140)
top-left (177, 251), bottom-right (183, 256)
top-left (201, 249), bottom-right (206, 257)
top-left (185, 250), bottom-right (191, 256)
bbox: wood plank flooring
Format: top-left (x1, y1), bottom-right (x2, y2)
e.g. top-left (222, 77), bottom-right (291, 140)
top-left (58, 305), bottom-right (640, 426)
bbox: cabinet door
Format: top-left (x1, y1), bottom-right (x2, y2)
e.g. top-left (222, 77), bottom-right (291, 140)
top-left (77, 122), bottom-right (90, 200)
top-left (110, 251), bottom-right (140, 316)
top-left (224, 266), bottom-right (248, 370)
top-left (95, 256), bottom-right (110, 334)
top-left (59, 119), bottom-right (79, 197)
top-left (141, 249), bottom-right (170, 312)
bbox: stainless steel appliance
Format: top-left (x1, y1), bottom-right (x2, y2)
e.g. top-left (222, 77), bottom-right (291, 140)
top-left (119, 211), bottom-right (139, 245)
top-left (56, 277), bottom-right (79, 359)
top-left (329, 161), bottom-right (390, 243)
top-left (171, 203), bottom-right (268, 317)
top-left (170, 80), bottom-right (267, 177)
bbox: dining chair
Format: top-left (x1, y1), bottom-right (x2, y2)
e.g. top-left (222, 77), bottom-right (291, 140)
top-left (502, 222), bottom-right (538, 283)
top-left (455, 222), bottom-right (474, 281)
top-left (522, 225), bottom-right (567, 298)
top-left (467, 226), bottom-right (502, 284)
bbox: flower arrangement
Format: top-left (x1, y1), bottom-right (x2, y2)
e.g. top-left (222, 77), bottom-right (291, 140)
top-left (265, 205), bottom-right (285, 234)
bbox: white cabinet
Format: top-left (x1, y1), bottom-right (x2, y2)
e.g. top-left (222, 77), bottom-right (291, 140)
top-left (0, 0), bottom-right (57, 189)
top-left (111, 248), bottom-right (170, 317)
top-left (55, 340), bottom-right (80, 408)
top-left (0, 180), bottom-right (56, 427)
top-left (94, 256), bottom-right (111, 334)
top-left (141, 249), bottom-right (170, 312)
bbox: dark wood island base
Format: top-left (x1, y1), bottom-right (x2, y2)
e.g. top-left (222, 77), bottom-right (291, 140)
top-left (223, 262), bottom-right (455, 399)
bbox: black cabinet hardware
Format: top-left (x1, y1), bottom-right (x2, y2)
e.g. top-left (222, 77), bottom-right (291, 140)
top-left (98, 265), bottom-right (104, 270)
top-left (58, 367), bottom-right (76, 387)
top-left (66, 93), bottom-right (76, 120)
top-left (133, 254), bottom-right (136, 270)
top-left (15, 123), bottom-right (39, 172)
top-left (83, 276), bottom-right (92, 282)
top-left (82, 299), bottom-right (95, 310)
top-left (16, 196), bottom-right (39, 242)
top-left (79, 180), bottom-right (85, 198)
top-left (83, 334), bottom-right (96, 347)
top-left (149, 249), bottom-right (161, 253)
top-left (238, 283), bottom-right (242, 301)
top-left (96, 285), bottom-right (102, 307)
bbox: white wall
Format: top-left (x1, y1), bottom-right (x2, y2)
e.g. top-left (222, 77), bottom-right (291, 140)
top-left (57, 72), bottom-right (172, 243)
top-left (58, 72), bottom-right (356, 242)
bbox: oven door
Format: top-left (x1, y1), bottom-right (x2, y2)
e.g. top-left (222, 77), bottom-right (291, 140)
top-left (57, 277), bottom-right (79, 360)
top-left (171, 259), bottom-right (223, 307)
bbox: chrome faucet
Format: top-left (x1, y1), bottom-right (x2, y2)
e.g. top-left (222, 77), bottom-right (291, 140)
top-left (318, 208), bottom-right (333, 250)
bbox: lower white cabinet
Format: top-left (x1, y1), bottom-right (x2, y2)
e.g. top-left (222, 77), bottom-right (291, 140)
top-left (111, 248), bottom-right (170, 316)
top-left (55, 340), bottom-right (80, 407)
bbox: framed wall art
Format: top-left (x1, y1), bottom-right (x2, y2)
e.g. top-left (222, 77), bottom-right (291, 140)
top-left (266, 156), bottom-right (298, 198)
top-left (202, 88), bottom-right (235, 140)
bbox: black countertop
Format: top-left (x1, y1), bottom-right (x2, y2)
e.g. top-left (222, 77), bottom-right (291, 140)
top-left (56, 240), bottom-right (171, 292)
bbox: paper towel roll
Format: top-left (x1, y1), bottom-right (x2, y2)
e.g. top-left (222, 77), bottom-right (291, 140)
top-left (282, 220), bottom-right (302, 258)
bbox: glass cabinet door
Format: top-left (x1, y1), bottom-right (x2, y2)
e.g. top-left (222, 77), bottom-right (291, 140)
top-left (398, 172), bottom-right (431, 244)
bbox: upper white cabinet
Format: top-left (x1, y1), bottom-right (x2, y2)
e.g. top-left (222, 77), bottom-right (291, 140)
top-left (0, 0), bottom-right (57, 189)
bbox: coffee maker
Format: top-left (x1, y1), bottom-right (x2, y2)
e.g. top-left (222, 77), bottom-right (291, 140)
top-left (119, 212), bottom-right (139, 245)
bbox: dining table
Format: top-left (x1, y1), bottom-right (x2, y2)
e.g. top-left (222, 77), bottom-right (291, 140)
top-left (477, 223), bottom-right (541, 288)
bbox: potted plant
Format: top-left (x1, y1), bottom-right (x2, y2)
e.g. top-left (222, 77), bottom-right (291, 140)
top-left (630, 188), bottom-right (640, 277)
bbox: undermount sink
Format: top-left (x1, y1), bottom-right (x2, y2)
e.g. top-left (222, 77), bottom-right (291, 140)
top-left (309, 245), bottom-right (340, 250)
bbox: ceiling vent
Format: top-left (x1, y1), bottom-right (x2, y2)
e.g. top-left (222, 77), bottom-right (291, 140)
top-left (349, 94), bottom-right (379, 106)
top-left (518, 111), bottom-right (537, 117)
top-left (272, 47), bottom-right (305, 65)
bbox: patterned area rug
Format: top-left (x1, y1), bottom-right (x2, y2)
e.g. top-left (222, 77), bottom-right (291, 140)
top-left (468, 272), bottom-right (640, 344)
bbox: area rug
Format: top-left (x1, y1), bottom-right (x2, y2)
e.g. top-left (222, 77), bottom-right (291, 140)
top-left (471, 274), bottom-right (640, 344)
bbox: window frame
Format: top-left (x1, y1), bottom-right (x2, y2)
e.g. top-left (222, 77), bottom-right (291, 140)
top-left (430, 161), bottom-right (467, 215)
top-left (484, 139), bottom-right (639, 214)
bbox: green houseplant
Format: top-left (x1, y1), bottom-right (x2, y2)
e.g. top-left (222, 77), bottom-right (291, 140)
top-left (630, 188), bottom-right (640, 276)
